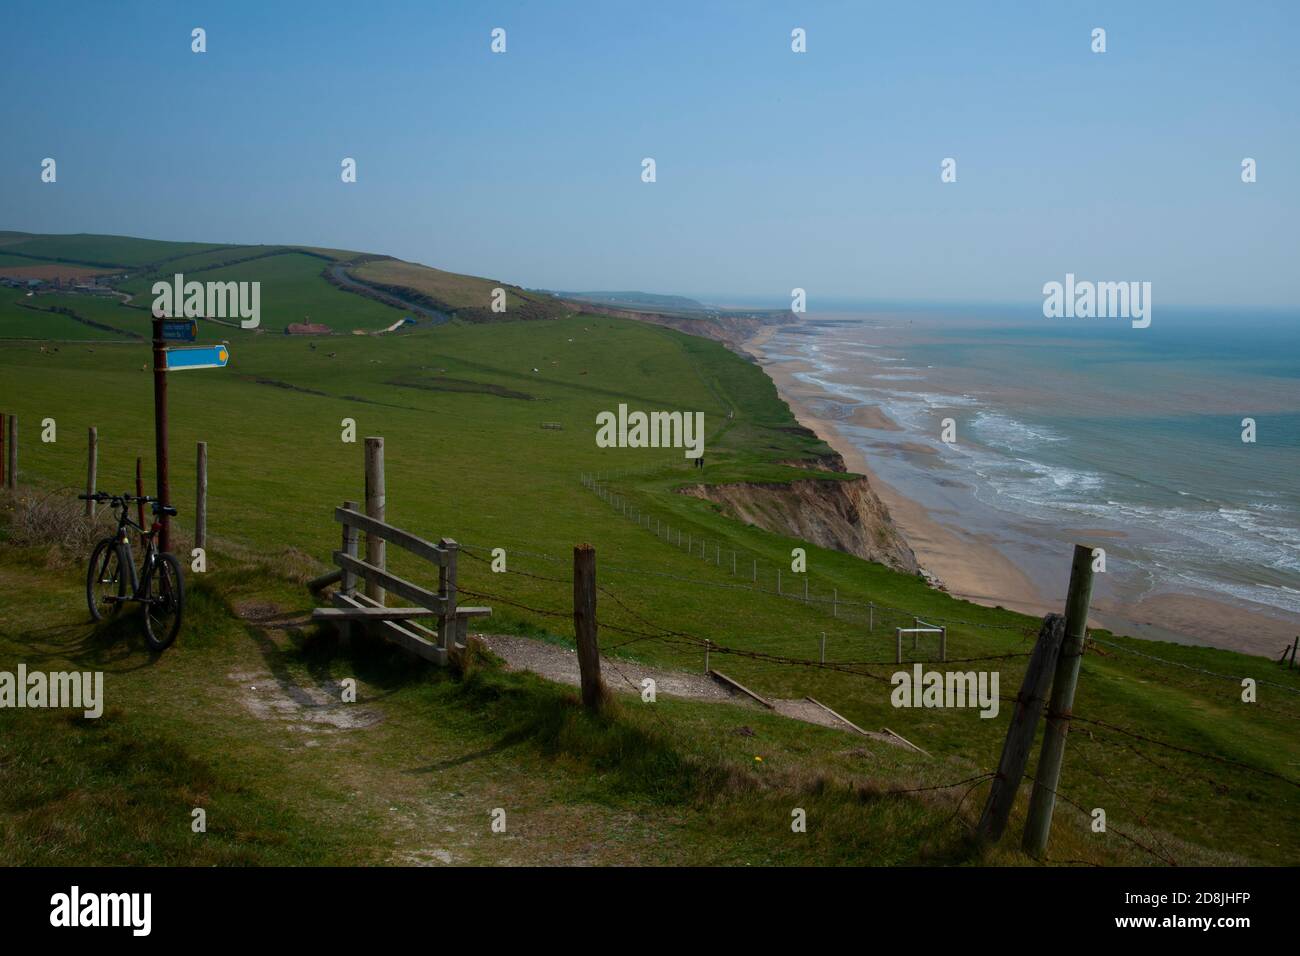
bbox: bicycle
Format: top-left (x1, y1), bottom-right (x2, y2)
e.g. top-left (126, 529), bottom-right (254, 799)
top-left (78, 491), bottom-right (185, 651)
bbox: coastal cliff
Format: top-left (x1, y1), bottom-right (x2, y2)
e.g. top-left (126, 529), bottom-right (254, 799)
top-left (678, 463), bottom-right (919, 574)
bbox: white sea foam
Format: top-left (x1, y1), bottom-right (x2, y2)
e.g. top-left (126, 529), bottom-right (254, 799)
top-left (969, 411), bottom-right (1066, 449)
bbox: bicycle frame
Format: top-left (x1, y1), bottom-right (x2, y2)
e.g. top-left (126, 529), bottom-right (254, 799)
top-left (107, 505), bottom-right (159, 602)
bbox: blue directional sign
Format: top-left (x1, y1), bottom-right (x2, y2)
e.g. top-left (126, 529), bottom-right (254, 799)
top-left (161, 319), bottom-right (197, 342)
top-left (164, 344), bottom-right (230, 371)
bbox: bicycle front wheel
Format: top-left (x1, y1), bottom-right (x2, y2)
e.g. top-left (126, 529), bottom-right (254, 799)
top-left (86, 537), bottom-right (127, 622)
top-left (141, 552), bottom-right (185, 651)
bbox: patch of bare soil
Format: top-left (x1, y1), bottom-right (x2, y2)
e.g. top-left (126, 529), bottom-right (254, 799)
top-left (227, 667), bottom-right (383, 734)
top-left (231, 600), bottom-right (383, 735)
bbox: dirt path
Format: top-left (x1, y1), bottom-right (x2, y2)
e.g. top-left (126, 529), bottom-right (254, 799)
top-left (221, 603), bottom-right (913, 865)
top-left (477, 632), bottom-right (908, 746)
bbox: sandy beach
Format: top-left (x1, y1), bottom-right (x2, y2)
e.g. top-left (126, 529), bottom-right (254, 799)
top-left (745, 327), bottom-right (1057, 619)
top-left (743, 326), bottom-right (1294, 658)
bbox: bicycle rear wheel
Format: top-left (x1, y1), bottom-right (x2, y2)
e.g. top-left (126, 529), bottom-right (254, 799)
top-left (86, 537), bottom-right (127, 622)
top-left (141, 552), bottom-right (185, 651)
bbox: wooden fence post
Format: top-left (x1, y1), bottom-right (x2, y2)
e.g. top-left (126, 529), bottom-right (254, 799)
top-left (195, 441), bottom-right (207, 549)
top-left (833, 587), bottom-right (838, 618)
top-left (439, 537), bottom-right (459, 655)
top-left (340, 500), bottom-right (359, 594)
top-left (977, 614), bottom-right (1066, 842)
top-left (364, 437), bottom-right (385, 605)
top-left (338, 499), bottom-right (359, 644)
top-left (5, 414), bottom-right (16, 490)
top-left (0, 412), bottom-right (5, 488)
top-left (85, 427), bottom-right (97, 516)
top-left (573, 544), bottom-right (606, 711)
top-left (1023, 544), bottom-right (1097, 857)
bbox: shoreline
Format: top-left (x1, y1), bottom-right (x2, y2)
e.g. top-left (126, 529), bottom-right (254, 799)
top-left (743, 325), bottom-right (1293, 659)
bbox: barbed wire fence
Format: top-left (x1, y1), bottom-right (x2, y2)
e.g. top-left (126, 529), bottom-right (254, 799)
top-left (448, 537), bottom-right (1300, 867)
top-left (457, 532), bottom-right (1300, 712)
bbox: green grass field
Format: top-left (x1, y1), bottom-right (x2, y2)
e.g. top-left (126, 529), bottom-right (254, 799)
top-left (2, 233), bottom-right (1297, 867)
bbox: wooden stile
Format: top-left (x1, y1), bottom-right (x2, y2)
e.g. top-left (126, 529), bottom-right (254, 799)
top-left (313, 491), bottom-right (485, 667)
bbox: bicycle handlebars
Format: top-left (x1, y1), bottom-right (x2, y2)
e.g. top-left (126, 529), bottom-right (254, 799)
top-left (77, 492), bottom-right (177, 516)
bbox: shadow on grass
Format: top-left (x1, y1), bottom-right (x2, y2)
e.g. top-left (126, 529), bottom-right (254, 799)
top-left (17, 608), bottom-right (160, 673)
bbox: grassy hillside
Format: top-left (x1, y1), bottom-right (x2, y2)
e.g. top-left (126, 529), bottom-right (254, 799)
top-left (1, 233), bottom-right (1297, 867)
top-left (350, 258), bottom-right (569, 323)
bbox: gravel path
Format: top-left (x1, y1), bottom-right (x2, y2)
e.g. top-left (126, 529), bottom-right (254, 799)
top-left (477, 633), bottom-right (906, 744)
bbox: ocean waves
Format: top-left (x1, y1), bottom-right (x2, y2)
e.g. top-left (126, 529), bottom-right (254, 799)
top-left (775, 319), bottom-right (1300, 618)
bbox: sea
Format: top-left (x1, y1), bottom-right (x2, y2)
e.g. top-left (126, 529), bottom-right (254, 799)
top-left (761, 305), bottom-right (1300, 633)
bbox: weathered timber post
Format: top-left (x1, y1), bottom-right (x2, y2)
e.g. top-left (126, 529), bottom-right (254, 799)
top-left (833, 587), bottom-right (838, 618)
top-left (820, 632), bottom-right (826, 664)
top-left (195, 441), bottom-right (207, 550)
top-left (1023, 544), bottom-right (1097, 858)
top-left (895, 627), bottom-right (903, 664)
top-left (364, 437), bottom-right (385, 605)
top-left (869, 602), bottom-right (874, 632)
top-left (573, 544), bottom-right (606, 711)
top-left (85, 427), bottom-right (97, 516)
top-left (977, 614), bottom-right (1066, 842)
top-left (439, 537), bottom-right (459, 656)
top-left (338, 500), bottom-right (360, 645)
top-left (0, 412), bottom-right (6, 487)
top-left (340, 500), bottom-right (359, 594)
top-left (940, 626), bottom-right (947, 662)
top-left (777, 568), bottom-right (782, 595)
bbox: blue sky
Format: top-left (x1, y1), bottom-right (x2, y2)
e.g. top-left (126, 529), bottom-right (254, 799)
top-left (2, 1), bottom-right (1297, 307)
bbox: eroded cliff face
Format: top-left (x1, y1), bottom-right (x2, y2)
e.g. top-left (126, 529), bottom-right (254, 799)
top-left (678, 471), bottom-right (919, 574)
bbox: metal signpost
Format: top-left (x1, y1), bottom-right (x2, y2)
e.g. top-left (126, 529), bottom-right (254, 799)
top-left (151, 317), bottom-right (229, 552)
top-left (161, 319), bottom-right (198, 342)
